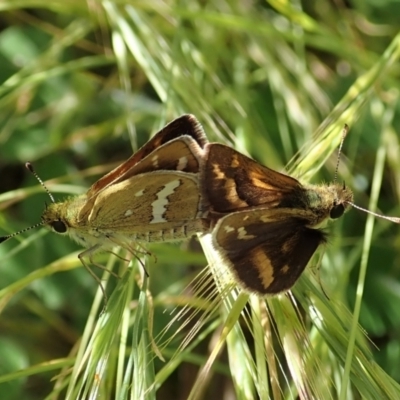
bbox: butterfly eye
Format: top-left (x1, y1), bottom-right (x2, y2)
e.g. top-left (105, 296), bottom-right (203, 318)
top-left (330, 203), bottom-right (345, 219)
top-left (51, 220), bottom-right (67, 233)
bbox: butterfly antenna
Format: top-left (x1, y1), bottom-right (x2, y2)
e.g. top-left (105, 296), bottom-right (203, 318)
top-left (335, 129), bottom-right (400, 224)
top-left (333, 124), bottom-right (349, 185)
top-left (26, 162), bottom-right (55, 203)
top-left (0, 222), bottom-right (44, 243)
top-left (347, 201), bottom-right (400, 224)
top-left (0, 162), bottom-right (52, 244)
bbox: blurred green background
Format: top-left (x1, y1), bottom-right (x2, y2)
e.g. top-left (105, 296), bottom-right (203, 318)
top-left (0, 1), bottom-right (400, 399)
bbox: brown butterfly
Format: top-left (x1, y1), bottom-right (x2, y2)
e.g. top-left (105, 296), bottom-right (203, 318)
top-left (200, 136), bottom-right (399, 295)
top-left (1, 115), bottom-right (210, 264)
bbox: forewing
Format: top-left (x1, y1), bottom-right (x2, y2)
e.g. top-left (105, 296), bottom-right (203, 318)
top-left (80, 115), bottom-right (208, 220)
top-left (86, 114), bottom-right (207, 199)
top-left (112, 136), bottom-right (204, 182)
top-left (202, 143), bottom-right (303, 213)
top-left (88, 171), bottom-right (205, 233)
top-left (212, 207), bottom-right (326, 294)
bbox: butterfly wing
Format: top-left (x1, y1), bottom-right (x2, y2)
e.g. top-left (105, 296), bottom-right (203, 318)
top-left (111, 136), bottom-right (204, 182)
top-left (211, 207), bottom-right (326, 294)
top-left (80, 115), bottom-right (208, 220)
top-left (202, 143), bottom-right (305, 213)
top-left (86, 114), bottom-right (207, 198)
top-left (88, 171), bottom-right (208, 241)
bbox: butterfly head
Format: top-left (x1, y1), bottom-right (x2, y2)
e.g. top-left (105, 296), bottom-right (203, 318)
top-left (329, 183), bottom-right (354, 220)
top-left (303, 182), bottom-right (354, 230)
top-left (41, 201), bottom-right (71, 236)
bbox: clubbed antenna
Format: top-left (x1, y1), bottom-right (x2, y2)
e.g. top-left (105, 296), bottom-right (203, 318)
top-left (26, 162), bottom-right (55, 203)
top-left (334, 127), bottom-right (400, 224)
top-left (0, 222), bottom-right (43, 243)
top-left (0, 162), bottom-right (53, 243)
top-left (347, 202), bottom-right (400, 224)
top-left (333, 124), bottom-right (349, 186)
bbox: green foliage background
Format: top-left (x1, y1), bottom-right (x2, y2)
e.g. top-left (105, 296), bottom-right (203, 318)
top-left (0, 1), bottom-right (400, 399)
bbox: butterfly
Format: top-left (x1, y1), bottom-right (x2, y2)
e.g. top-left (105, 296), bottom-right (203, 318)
top-left (1, 115), bottom-right (211, 266)
top-left (200, 140), bottom-right (355, 294)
